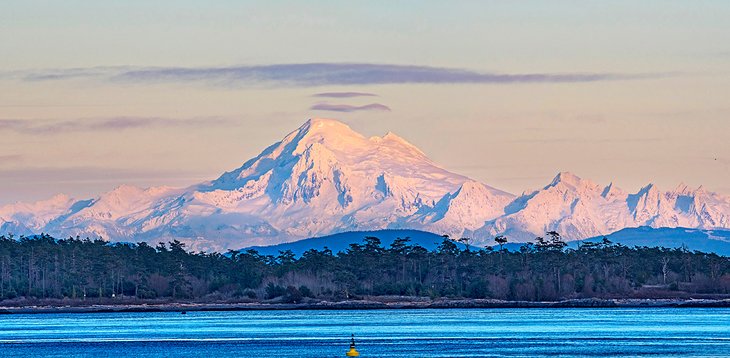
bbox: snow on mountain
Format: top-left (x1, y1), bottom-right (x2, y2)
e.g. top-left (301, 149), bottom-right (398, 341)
top-left (174, 118), bottom-right (511, 248)
top-left (410, 180), bottom-right (514, 235)
top-left (478, 172), bottom-right (730, 244)
top-left (189, 118), bottom-right (513, 247)
top-left (1, 118), bottom-right (728, 251)
top-left (42, 185), bottom-right (185, 241)
top-left (0, 194), bottom-right (80, 236)
top-left (0, 118), bottom-right (511, 250)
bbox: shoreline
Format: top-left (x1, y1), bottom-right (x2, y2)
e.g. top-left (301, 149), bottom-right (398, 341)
top-left (2, 298), bottom-right (730, 314)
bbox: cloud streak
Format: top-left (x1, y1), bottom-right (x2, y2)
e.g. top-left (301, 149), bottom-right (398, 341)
top-left (0, 154), bottom-right (23, 164)
top-left (0, 166), bottom-right (209, 185)
top-left (0, 116), bottom-right (230, 135)
top-left (312, 92), bottom-right (377, 98)
top-left (508, 136), bottom-right (666, 144)
top-left (6, 63), bottom-right (666, 87)
top-left (310, 103), bottom-right (391, 113)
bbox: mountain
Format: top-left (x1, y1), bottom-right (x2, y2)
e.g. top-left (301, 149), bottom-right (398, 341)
top-left (246, 229), bottom-right (463, 257)
top-left (475, 173), bottom-right (730, 244)
top-left (578, 227), bottom-right (730, 256)
top-left (1, 118), bottom-right (729, 251)
top-left (200, 118), bottom-right (513, 242)
top-left (246, 227), bottom-right (730, 257)
top-left (0, 118), bottom-right (512, 251)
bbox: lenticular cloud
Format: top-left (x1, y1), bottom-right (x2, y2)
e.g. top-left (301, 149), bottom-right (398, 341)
top-left (9, 63), bottom-right (661, 87)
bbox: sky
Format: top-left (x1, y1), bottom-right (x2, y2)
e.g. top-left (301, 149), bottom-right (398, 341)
top-left (1, 1), bottom-right (729, 204)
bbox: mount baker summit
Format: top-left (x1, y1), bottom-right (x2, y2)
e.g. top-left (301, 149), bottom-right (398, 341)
top-left (1, 118), bottom-right (729, 251)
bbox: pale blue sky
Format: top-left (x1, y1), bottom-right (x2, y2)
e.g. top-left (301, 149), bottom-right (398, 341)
top-left (1, 1), bottom-right (729, 203)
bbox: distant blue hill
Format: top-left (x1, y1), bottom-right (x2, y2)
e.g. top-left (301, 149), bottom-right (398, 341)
top-left (245, 227), bottom-right (730, 257)
top-left (244, 229), bottom-right (465, 256)
top-left (576, 227), bottom-right (730, 256)
top-left (506, 227), bottom-right (730, 255)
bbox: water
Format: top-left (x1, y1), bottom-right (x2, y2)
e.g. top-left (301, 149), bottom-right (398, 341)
top-left (1, 308), bottom-right (729, 357)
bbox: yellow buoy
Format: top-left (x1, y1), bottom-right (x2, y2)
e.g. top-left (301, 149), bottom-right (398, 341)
top-left (346, 334), bottom-right (360, 357)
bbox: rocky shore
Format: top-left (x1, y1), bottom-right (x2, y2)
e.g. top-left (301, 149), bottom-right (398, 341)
top-left (2, 297), bottom-right (730, 314)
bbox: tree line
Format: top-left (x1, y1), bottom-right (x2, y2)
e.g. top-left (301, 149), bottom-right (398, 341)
top-left (0, 232), bottom-right (729, 303)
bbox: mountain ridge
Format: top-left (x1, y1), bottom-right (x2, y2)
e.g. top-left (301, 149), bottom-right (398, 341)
top-left (1, 118), bottom-right (728, 251)
top-left (245, 226), bottom-right (730, 257)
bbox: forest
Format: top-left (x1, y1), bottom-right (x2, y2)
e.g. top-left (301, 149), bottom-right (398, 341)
top-left (1, 232), bottom-right (729, 303)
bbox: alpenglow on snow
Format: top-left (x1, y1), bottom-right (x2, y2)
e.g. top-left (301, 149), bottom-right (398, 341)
top-left (1, 118), bottom-right (728, 251)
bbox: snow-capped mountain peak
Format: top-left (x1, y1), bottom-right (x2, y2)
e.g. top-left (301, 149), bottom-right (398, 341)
top-left (601, 182), bottom-right (626, 200)
top-left (548, 171), bottom-right (601, 193)
top-left (1, 118), bottom-right (729, 251)
top-left (2, 117), bottom-right (509, 250)
top-left (550, 171), bottom-right (582, 186)
top-left (479, 172), bottom-right (730, 244)
top-left (375, 131), bottom-right (427, 158)
top-left (289, 118), bottom-right (368, 154)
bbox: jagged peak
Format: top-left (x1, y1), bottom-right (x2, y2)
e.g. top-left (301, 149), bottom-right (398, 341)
top-left (381, 131), bottom-right (409, 143)
top-left (674, 182), bottom-right (690, 193)
top-left (547, 171), bottom-right (599, 191)
top-left (449, 180), bottom-right (515, 205)
top-left (209, 118), bottom-right (455, 192)
top-left (635, 183), bottom-right (658, 197)
top-left (372, 131), bottom-right (426, 156)
top-left (287, 118), bottom-right (367, 155)
top-left (304, 117), bottom-right (351, 129)
top-left (450, 180), bottom-right (485, 197)
top-left (460, 180), bottom-right (486, 191)
top-left (300, 118), bottom-right (361, 137)
top-left (601, 182), bottom-right (616, 198)
top-left (602, 182), bottom-right (629, 201)
top-left (672, 182), bottom-right (707, 195)
top-left (550, 171), bottom-right (582, 186)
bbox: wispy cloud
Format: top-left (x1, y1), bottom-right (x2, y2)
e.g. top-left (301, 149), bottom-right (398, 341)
top-left (0, 166), bottom-right (208, 185)
top-left (1, 66), bottom-right (130, 81)
top-left (310, 102), bottom-right (391, 113)
top-left (5, 63), bottom-right (667, 87)
top-left (312, 92), bottom-right (377, 98)
top-left (0, 166), bottom-right (213, 205)
top-left (0, 116), bottom-right (230, 135)
top-left (0, 154), bottom-right (23, 164)
top-left (508, 136), bottom-right (666, 144)
top-left (24, 68), bottom-right (116, 82)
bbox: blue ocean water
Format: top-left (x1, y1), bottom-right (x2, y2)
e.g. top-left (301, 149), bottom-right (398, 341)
top-left (1, 308), bottom-right (729, 357)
